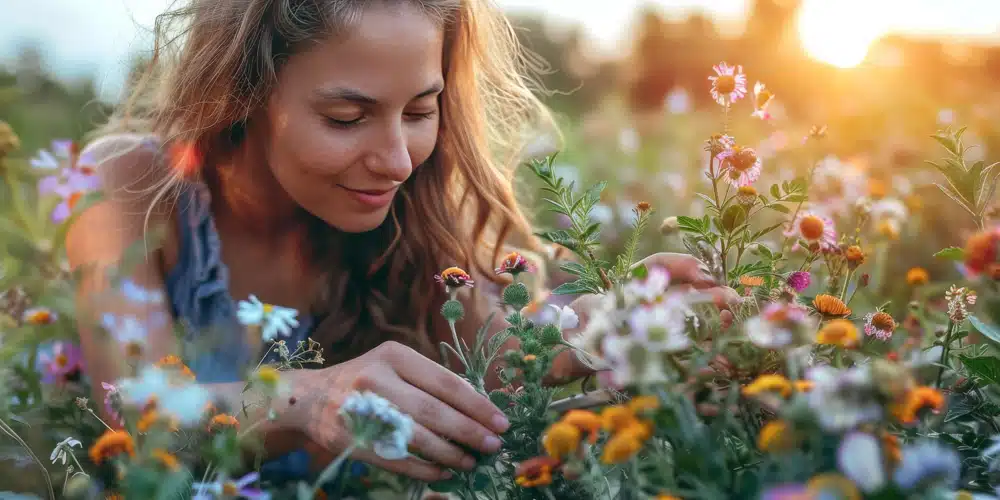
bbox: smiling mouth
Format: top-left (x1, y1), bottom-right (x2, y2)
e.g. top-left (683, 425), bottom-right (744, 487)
top-left (338, 185), bottom-right (396, 196)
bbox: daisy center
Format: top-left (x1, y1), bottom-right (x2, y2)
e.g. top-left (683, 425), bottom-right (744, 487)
top-left (55, 354), bottom-right (68, 368)
top-left (28, 311), bottom-right (51, 324)
top-left (714, 74), bottom-right (736, 94)
top-left (222, 482), bottom-right (239, 496)
top-left (798, 215), bottom-right (825, 241)
top-left (262, 304), bottom-right (274, 314)
top-left (68, 192), bottom-right (83, 211)
top-left (729, 148), bottom-right (758, 172)
top-left (871, 312), bottom-right (895, 332)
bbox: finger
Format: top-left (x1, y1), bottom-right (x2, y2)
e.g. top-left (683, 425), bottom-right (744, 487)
top-left (377, 374), bottom-right (502, 455)
top-left (407, 420), bottom-right (477, 471)
top-left (668, 284), bottom-right (740, 310)
top-left (720, 310), bottom-right (734, 330)
top-left (350, 447), bottom-right (449, 482)
top-left (379, 342), bottom-right (510, 434)
top-left (635, 252), bottom-right (717, 287)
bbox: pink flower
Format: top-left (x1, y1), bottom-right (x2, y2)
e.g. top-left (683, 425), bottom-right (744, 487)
top-left (708, 62), bottom-right (747, 106)
top-left (495, 252), bottom-right (535, 276)
top-left (786, 272), bottom-right (811, 292)
top-left (101, 382), bottom-right (124, 425)
top-left (751, 81), bottom-right (774, 120)
top-left (784, 211), bottom-right (837, 252)
top-left (39, 342), bottom-right (83, 384)
top-left (717, 145), bottom-right (762, 187)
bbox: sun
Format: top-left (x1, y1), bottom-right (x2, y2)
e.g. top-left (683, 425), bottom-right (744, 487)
top-left (796, 0), bottom-right (886, 68)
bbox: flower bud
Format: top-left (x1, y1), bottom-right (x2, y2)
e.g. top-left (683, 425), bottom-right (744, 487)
top-left (0, 121), bottom-right (20, 157)
top-left (860, 273), bottom-right (870, 287)
top-left (660, 216), bottom-right (680, 236)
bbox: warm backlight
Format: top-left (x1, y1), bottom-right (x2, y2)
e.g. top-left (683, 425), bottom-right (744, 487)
top-left (796, 0), bottom-right (886, 68)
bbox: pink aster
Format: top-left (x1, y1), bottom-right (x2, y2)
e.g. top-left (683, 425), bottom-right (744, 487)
top-left (784, 211), bottom-right (837, 252)
top-left (708, 62), bottom-right (747, 106)
top-left (39, 342), bottom-right (84, 384)
top-left (717, 145), bottom-right (762, 187)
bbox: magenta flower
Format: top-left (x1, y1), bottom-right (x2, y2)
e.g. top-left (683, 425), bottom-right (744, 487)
top-left (786, 271), bottom-right (811, 292)
top-left (101, 382), bottom-right (124, 425)
top-left (708, 62), bottom-right (747, 106)
top-left (39, 342), bottom-right (84, 384)
top-left (495, 252), bottom-right (536, 276)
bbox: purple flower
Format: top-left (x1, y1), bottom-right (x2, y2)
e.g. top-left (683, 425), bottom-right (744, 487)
top-left (38, 342), bottom-right (84, 384)
top-left (192, 472), bottom-right (268, 500)
top-left (760, 484), bottom-right (809, 500)
top-left (47, 171), bottom-right (100, 223)
top-left (101, 382), bottom-right (124, 425)
top-left (786, 271), bottom-right (811, 292)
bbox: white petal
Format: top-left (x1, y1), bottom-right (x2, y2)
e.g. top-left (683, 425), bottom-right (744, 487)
top-left (838, 432), bottom-right (887, 492)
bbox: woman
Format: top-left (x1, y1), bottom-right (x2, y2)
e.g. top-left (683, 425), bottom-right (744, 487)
top-left (67, 0), bottom-right (736, 485)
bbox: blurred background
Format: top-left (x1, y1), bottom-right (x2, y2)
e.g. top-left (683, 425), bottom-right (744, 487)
top-left (2, 0), bottom-right (999, 306)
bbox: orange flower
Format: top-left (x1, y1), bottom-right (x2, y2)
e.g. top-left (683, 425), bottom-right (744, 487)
top-left (758, 420), bottom-right (798, 452)
top-left (813, 294), bottom-right (851, 318)
top-left (794, 380), bottom-right (814, 393)
top-left (137, 409), bottom-right (178, 433)
top-left (209, 414), bottom-right (240, 432)
top-left (743, 374), bottom-right (793, 398)
top-left (155, 355), bottom-right (195, 380)
top-left (601, 405), bottom-right (639, 433)
top-left (636, 201), bottom-right (652, 213)
top-left (906, 267), bottom-right (929, 286)
top-left (845, 246), bottom-right (865, 267)
top-left (627, 395), bottom-right (660, 415)
top-left (542, 422), bottom-right (581, 460)
top-left (435, 267), bottom-right (475, 288)
top-left (881, 432), bottom-right (901, 465)
top-left (495, 252), bottom-right (534, 276)
top-left (560, 410), bottom-right (602, 443)
top-left (893, 386), bottom-right (945, 425)
top-left (151, 449), bottom-right (180, 471)
top-left (89, 430), bottom-right (135, 464)
top-left (739, 275), bottom-right (765, 287)
top-left (964, 228), bottom-right (1000, 276)
top-left (816, 319), bottom-right (859, 348)
top-left (514, 456), bottom-right (560, 488)
top-left (601, 430), bottom-right (644, 464)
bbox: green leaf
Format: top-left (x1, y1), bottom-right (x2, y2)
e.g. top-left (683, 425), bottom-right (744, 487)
top-left (535, 230), bottom-right (579, 251)
top-left (472, 472), bottom-right (491, 491)
top-left (676, 216), bottom-right (704, 233)
top-left (429, 475), bottom-right (465, 492)
top-left (767, 204), bottom-right (791, 214)
top-left (770, 184), bottom-right (780, 199)
top-left (969, 315), bottom-right (1000, 345)
top-left (551, 279), bottom-right (598, 296)
top-left (488, 329), bottom-right (514, 358)
top-left (958, 355), bottom-right (1000, 386)
top-left (559, 262), bottom-right (588, 277)
top-left (933, 247), bottom-right (965, 261)
top-left (631, 263), bottom-right (649, 280)
top-left (784, 195), bottom-right (808, 203)
top-left (155, 470), bottom-right (194, 500)
top-left (582, 181), bottom-right (607, 208)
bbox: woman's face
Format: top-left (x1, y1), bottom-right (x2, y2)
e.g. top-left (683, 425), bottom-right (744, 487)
top-left (260, 4), bottom-right (444, 233)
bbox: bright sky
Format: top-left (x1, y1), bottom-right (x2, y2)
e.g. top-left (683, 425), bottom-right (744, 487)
top-left (2, 0), bottom-right (998, 99)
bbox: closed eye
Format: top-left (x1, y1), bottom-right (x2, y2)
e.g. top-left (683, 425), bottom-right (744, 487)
top-left (405, 110), bottom-right (437, 121)
top-left (325, 115), bottom-right (365, 128)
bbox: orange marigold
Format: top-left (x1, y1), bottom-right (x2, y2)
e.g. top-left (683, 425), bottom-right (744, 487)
top-left (739, 275), bottom-right (765, 287)
top-left (560, 410), bottom-right (602, 443)
top-left (816, 319), bottom-right (860, 348)
top-left (893, 386), bottom-right (945, 425)
top-left (209, 414), bottom-right (240, 431)
top-left (89, 430), bottom-right (135, 465)
top-left (906, 267), bottom-right (930, 286)
top-left (813, 294), bottom-right (851, 317)
top-left (515, 456), bottom-right (560, 488)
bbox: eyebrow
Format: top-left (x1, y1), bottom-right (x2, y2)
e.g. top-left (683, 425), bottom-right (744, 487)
top-left (312, 82), bottom-right (445, 105)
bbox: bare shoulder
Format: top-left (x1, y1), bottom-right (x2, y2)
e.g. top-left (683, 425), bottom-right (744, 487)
top-left (66, 133), bottom-right (179, 270)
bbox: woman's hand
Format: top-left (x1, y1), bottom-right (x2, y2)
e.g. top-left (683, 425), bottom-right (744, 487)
top-left (289, 341), bottom-right (509, 482)
top-left (548, 252), bottom-right (739, 383)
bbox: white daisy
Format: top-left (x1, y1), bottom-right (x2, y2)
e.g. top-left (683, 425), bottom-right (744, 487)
top-left (49, 437), bottom-right (81, 465)
top-left (236, 294), bottom-right (299, 342)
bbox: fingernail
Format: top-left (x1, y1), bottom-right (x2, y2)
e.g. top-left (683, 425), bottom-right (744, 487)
top-left (483, 435), bottom-right (502, 452)
top-left (440, 470), bottom-right (453, 480)
top-left (492, 414), bottom-right (510, 432)
top-left (461, 456), bottom-right (476, 470)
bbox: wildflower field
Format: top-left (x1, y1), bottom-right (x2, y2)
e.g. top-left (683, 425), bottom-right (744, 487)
top-left (2, 60), bottom-right (1000, 500)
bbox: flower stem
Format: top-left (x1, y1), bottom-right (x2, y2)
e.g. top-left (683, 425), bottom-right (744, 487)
top-left (86, 408), bottom-right (114, 431)
top-left (0, 417), bottom-right (54, 500)
top-left (313, 442), bottom-right (358, 492)
top-left (448, 320), bottom-right (470, 371)
top-left (935, 321), bottom-right (956, 389)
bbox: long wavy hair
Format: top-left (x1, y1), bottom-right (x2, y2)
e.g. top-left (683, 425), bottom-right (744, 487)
top-left (96, 0), bottom-right (555, 364)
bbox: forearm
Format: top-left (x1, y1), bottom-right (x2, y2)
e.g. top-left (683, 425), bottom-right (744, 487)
top-left (204, 369), bottom-right (310, 455)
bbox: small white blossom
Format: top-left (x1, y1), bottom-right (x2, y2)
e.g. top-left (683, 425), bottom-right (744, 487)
top-left (838, 432), bottom-right (886, 493)
top-left (237, 294), bottom-right (300, 342)
top-left (340, 391), bottom-right (414, 461)
top-left (623, 267), bottom-right (671, 306)
top-left (548, 304), bottom-right (579, 331)
top-left (49, 437), bottom-right (81, 465)
top-left (806, 365), bottom-right (883, 432)
top-left (117, 365), bottom-right (212, 426)
top-left (626, 295), bottom-right (693, 353)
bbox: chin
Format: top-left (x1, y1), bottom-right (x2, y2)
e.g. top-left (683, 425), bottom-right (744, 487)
top-left (326, 209), bottom-right (392, 234)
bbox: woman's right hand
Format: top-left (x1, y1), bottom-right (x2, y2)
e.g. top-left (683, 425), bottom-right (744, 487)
top-left (288, 341), bottom-right (510, 482)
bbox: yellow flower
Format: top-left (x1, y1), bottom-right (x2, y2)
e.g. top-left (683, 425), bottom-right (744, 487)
top-left (793, 380), bottom-right (813, 393)
top-left (514, 456), bottom-right (560, 488)
top-left (806, 473), bottom-right (860, 500)
top-left (656, 496), bottom-right (682, 500)
top-left (22, 307), bottom-right (56, 325)
top-left (816, 319), bottom-right (859, 348)
top-left (601, 431), bottom-right (644, 464)
top-left (743, 374), bottom-right (792, 398)
top-left (626, 395), bottom-right (660, 415)
top-left (757, 420), bottom-right (798, 452)
top-left (601, 405), bottom-right (639, 433)
top-left (542, 422), bottom-right (581, 460)
top-left (137, 409), bottom-right (178, 433)
top-left (209, 414), bottom-right (240, 432)
top-left (560, 410), bottom-right (602, 443)
top-left (151, 449), bottom-right (180, 471)
top-left (813, 294), bottom-right (851, 318)
top-left (255, 366), bottom-right (281, 387)
top-left (892, 386), bottom-right (945, 425)
top-left (619, 420), bottom-right (654, 442)
top-left (906, 267), bottom-right (930, 286)
top-left (89, 430), bottom-right (135, 465)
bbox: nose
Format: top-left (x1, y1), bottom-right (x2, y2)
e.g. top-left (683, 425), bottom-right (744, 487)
top-left (366, 121), bottom-right (413, 183)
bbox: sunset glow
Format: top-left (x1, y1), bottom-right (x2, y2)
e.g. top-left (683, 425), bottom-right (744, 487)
top-left (796, 1), bottom-right (887, 68)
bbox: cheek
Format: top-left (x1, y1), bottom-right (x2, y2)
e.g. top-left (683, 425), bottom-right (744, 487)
top-left (267, 111), bottom-right (360, 179)
top-left (408, 118), bottom-right (440, 169)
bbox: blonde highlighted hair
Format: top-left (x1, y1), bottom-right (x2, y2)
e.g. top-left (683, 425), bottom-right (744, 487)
top-left (96, 0), bottom-right (557, 362)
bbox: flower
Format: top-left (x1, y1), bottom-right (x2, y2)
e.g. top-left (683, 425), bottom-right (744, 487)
top-left (339, 391), bottom-right (414, 460)
top-left (785, 271), bottom-right (811, 293)
top-left (434, 267), bottom-right (475, 289)
top-left (49, 437), bottom-right (81, 465)
top-left (806, 366), bottom-right (883, 431)
top-left (101, 313), bottom-right (155, 357)
top-left (39, 342), bottom-right (83, 384)
top-left (813, 294), bottom-right (851, 318)
top-left (892, 386), bottom-right (945, 425)
top-left (137, 409), bottom-right (178, 433)
top-left (209, 414), bottom-right (240, 432)
top-left (945, 285), bottom-right (977, 322)
top-left (837, 432), bottom-right (887, 493)
top-left (600, 429), bottom-right (644, 464)
top-left (548, 304), bottom-right (579, 330)
top-left (758, 420), bottom-right (798, 452)
top-left (785, 212), bottom-right (837, 251)
top-left (627, 395), bottom-right (659, 415)
top-left (817, 319), bottom-right (859, 348)
top-left (737, 185), bottom-right (759, 205)
top-left (0, 121), bottom-right (19, 155)
top-left (845, 245), bottom-right (866, 268)
top-left (495, 251), bottom-right (535, 276)
top-left (744, 374), bottom-right (793, 398)
top-left (745, 302), bottom-right (815, 349)
top-left (156, 354), bottom-right (196, 380)
top-left (751, 81), bottom-right (775, 120)
top-left (514, 456), bottom-right (560, 488)
top-left (102, 382), bottom-right (124, 425)
top-left (43, 172), bottom-right (100, 223)
top-left (717, 145), bottom-right (762, 187)
top-left (705, 133), bottom-right (736, 156)
top-left (236, 295), bottom-right (300, 343)
top-left (151, 449), bottom-right (180, 471)
top-left (863, 311), bottom-right (896, 340)
top-left (626, 294), bottom-right (695, 353)
top-left (906, 267), bottom-right (930, 286)
top-left (560, 409), bottom-right (603, 443)
top-left (963, 227), bottom-right (1000, 276)
top-left (739, 275), bottom-right (764, 287)
top-left (192, 472), bottom-right (268, 500)
top-left (708, 62), bottom-right (747, 105)
top-left (893, 441), bottom-right (961, 491)
top-left (120, 278), bottom-right (165, 304)
top-left (89, 430), bottom-right (135, 464)
top-left (22, 306), bottom-right (57, 325)
top-left (623, 266), bottom-right (671, 306)
top-left (601, 405), bottom-right (639, 433)
top-left (807, 474), bottom-right (861, 499)
top-left (542, 422), bottom-right (581, 460)
top-left (117, 365), bottom-right (213, 426)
